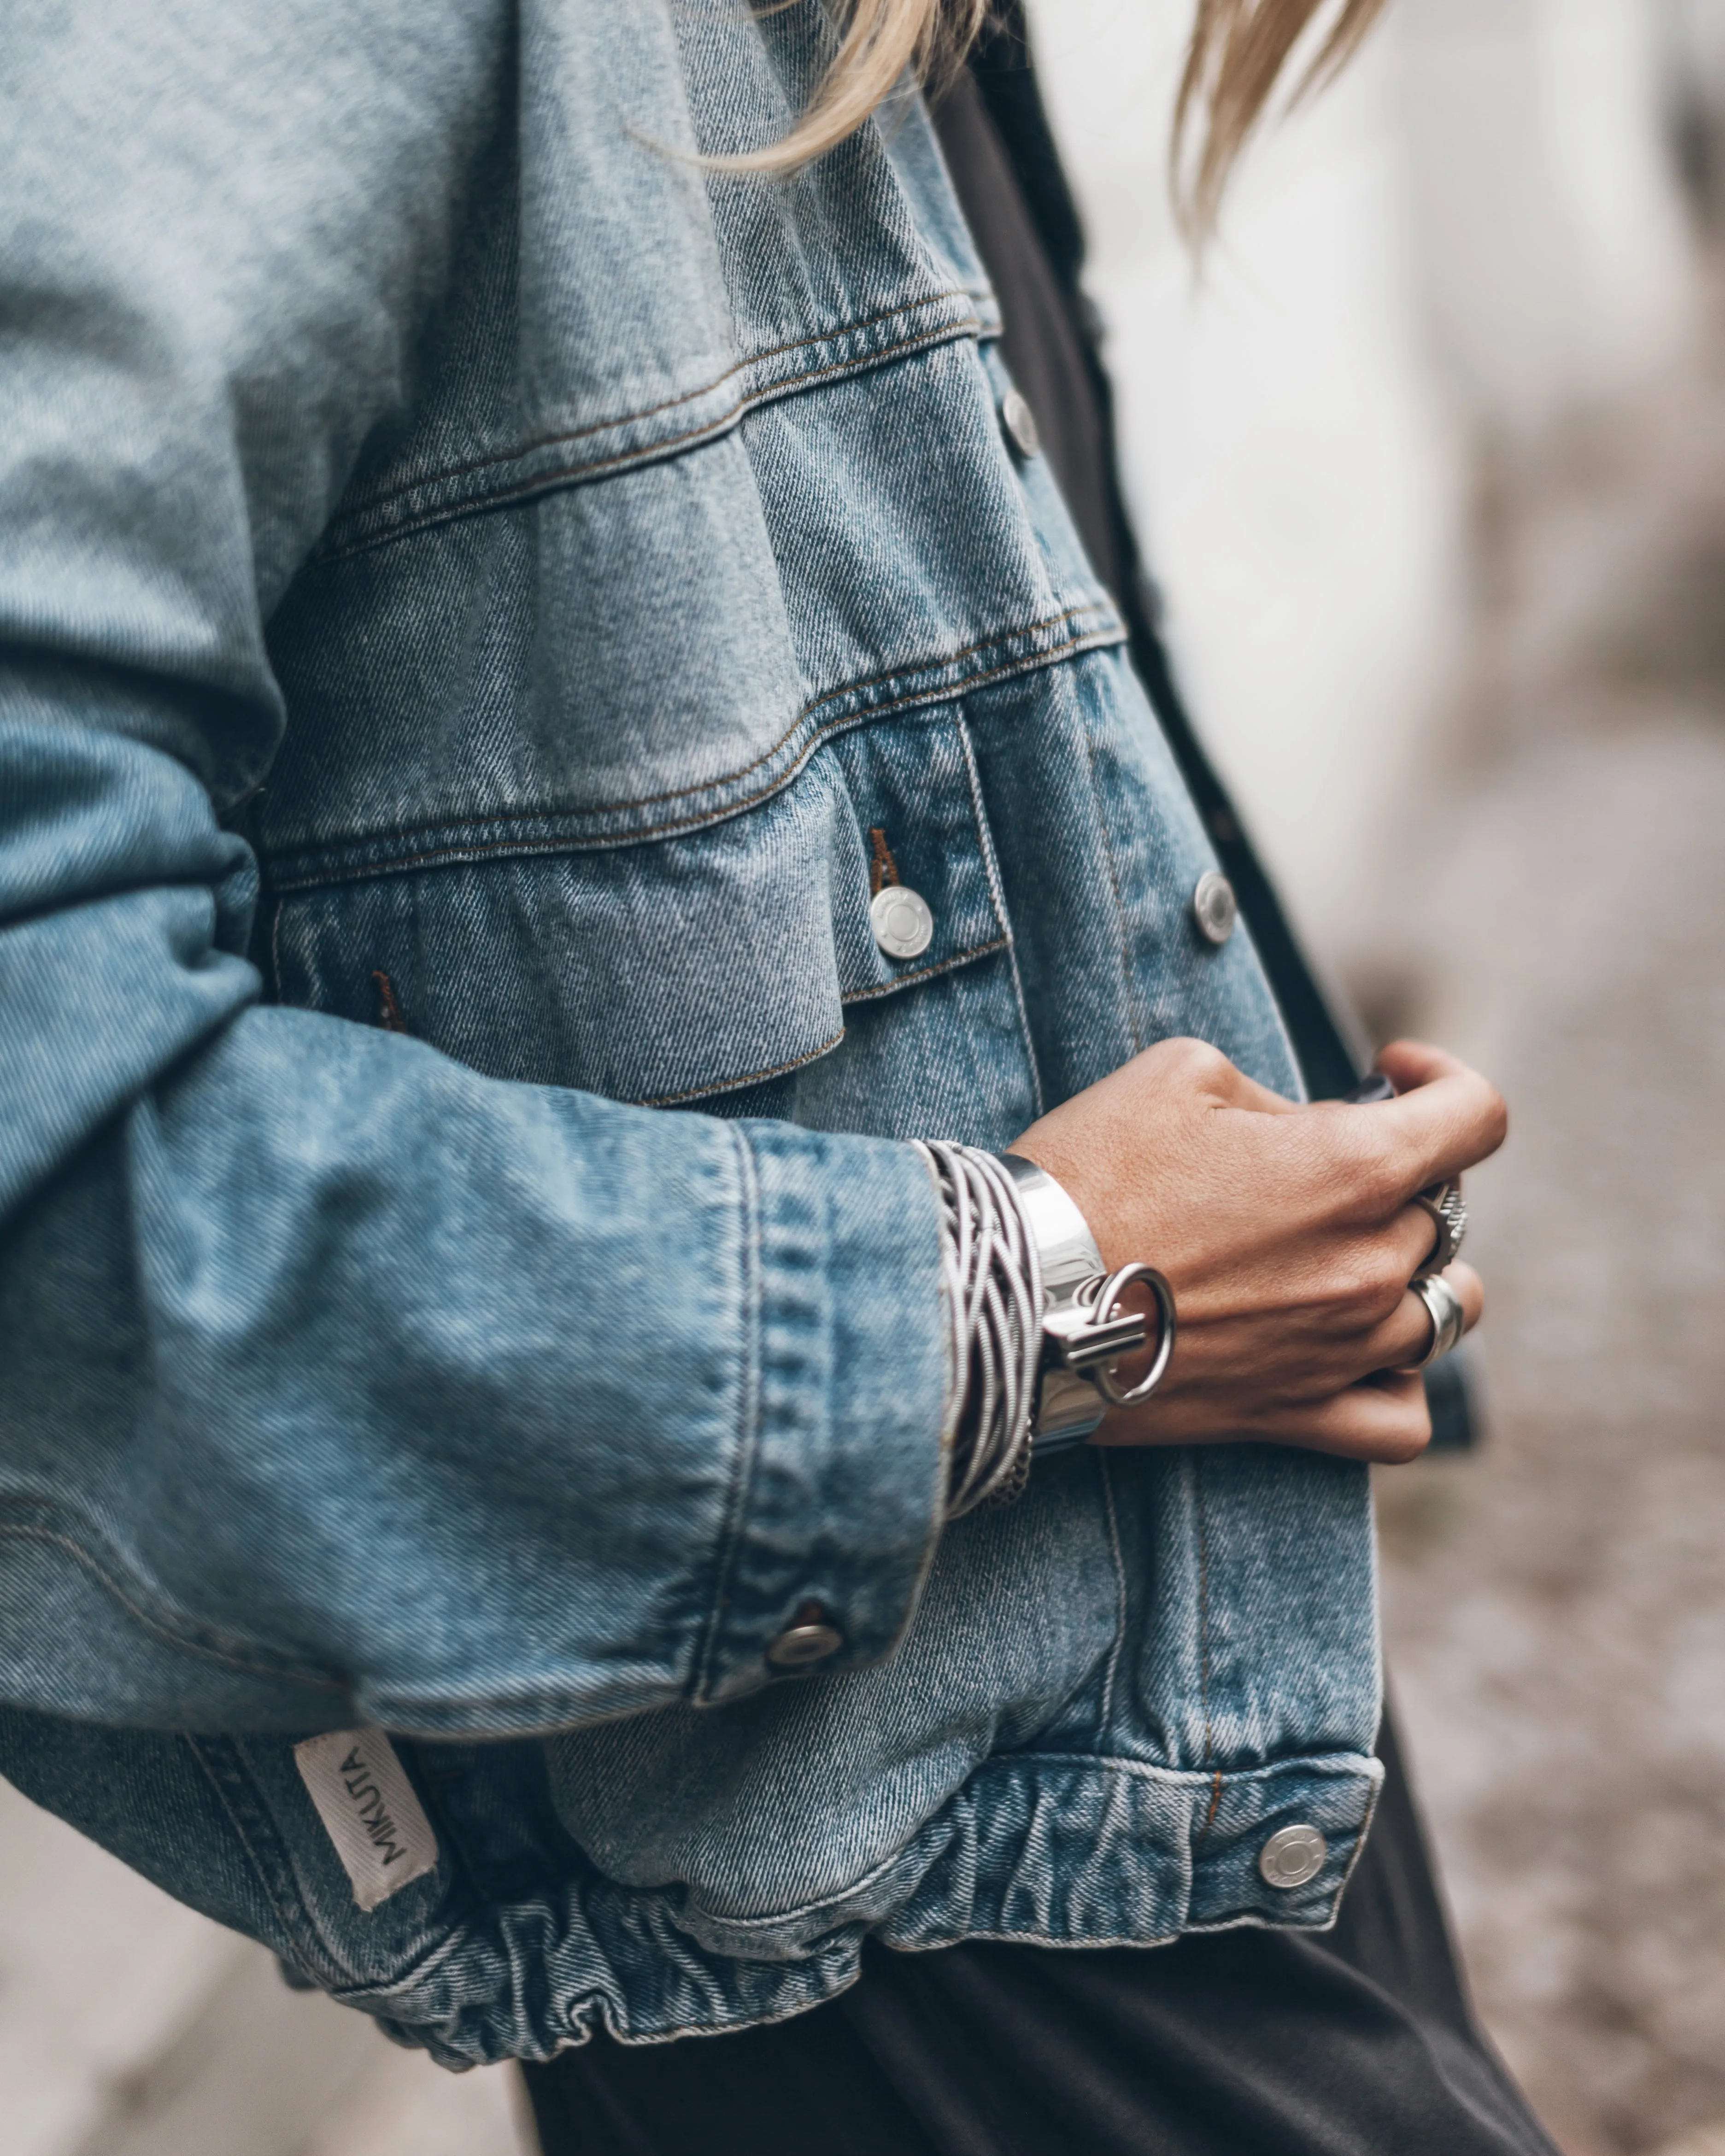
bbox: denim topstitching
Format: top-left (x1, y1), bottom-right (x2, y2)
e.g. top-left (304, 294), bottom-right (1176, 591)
top-left (259, 609), bottom-right (1122, 890)
top-left (329, 287), bottom-right (985, 504)
top-left (317, 294), bottom-right (989, 561)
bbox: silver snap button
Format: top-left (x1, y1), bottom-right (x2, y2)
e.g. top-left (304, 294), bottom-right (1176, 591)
top-left (1259, 1823), bottom-right (1327, 1890)
top-left (1191, 869), bottom-right (1238, 946)
top-left (1001, 387), bottom-right (1041, 460)
top-left (870, 885), bottom-right (934, 961)
top-left (766, 1618), bottom-right (845, 1670)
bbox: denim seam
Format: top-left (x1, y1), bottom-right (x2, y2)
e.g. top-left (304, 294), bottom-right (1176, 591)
top-left (317, 310), bottom-right (985, 560)
top-left (624, 934), bottom-right (1015, 1109)
top-left (204, 1740), bottom-right (482, 2003)
top-left (182, 1735), bottom-right (339, 1981)
top-left (991, 1749), bottom-right (1379, 1787)
top-left (275, 605), bottom-right (1108, 846)
top-left (836, 933), bottom-right (1008, 1006)
top-left (0, 1516), bottom-right (347, 1693)
top-left (634, 1028), bottom-right (847, 1110)
top-left (324, 290), bottom-right (979, 525)
top-left (182, 1739), bottom-right (489, 2002)
top-left (1078, 704), bottom-right (1145, 1059)
top-left (259, 621), bottom-right (1124, 891)
top-left (1192, 1452), bottom-right (1226, 1845)
top-left (1094, 1453), bottom-right (1128, 1739)
top-left (954, 711), bottom-right (1043, 1119)
top-left (689, 1122), bottom-right (766, 1704)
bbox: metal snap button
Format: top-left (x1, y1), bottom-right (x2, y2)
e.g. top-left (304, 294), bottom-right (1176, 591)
top-left (1191, 869), bottom-right (1238, 946)
top-left (1259, 1823), bottom-right (1328, 1890)
top-left (765, 1612), bottom-right (845, 1670)
top-left (1000, 387), bottom-right (1041, 460)
top-left (870, 884), bottom-right (934, 961)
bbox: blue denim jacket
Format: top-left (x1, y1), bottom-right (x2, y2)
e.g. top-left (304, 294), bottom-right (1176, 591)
top-left (0, 0), bottom-right (1380, 2063)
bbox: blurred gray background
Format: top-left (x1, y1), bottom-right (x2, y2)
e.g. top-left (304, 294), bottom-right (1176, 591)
top-left (7, 3), bottom-right (1725, 2151)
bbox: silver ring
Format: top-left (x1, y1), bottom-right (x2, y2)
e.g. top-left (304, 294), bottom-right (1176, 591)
top-left (1084, 1263), bottom-right (1179, 1406)
top-left (1408, 1272), bottom-right (1467, 1371)
top-left (1412, 1181), bottom-right (1467, 1279)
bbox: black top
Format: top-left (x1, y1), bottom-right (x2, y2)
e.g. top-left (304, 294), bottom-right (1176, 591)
top-left (520, 42), bottom-right (1544, 2156)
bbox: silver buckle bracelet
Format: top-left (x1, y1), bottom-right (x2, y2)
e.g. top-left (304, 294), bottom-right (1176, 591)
top-left (998, 1154), bottom-right (1178, 1456)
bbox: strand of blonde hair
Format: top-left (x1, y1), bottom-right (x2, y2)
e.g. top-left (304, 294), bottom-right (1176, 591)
top-left (760, 0), bottom-right (988, 170)
top-left (1172, 0), bottom-right (1387, 238)
top-left (748, 0), bottom-right (1386, 237)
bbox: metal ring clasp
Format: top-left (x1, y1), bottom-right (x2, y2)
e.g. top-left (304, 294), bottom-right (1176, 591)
top-left (1076, 1263), bottom-right (1178, 1407)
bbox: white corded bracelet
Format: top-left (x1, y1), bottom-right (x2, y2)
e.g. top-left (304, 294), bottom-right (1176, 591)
top-left (913, 1142), bottom-right (1178, 1516)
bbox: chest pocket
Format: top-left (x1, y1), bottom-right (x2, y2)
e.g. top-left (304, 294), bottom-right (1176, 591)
top-left (264, 703), bottom-right (1008, 1110)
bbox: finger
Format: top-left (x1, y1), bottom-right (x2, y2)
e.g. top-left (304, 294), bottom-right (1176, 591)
top-left (1364, 1260), bottom-right (1484, 1372)
top-left (1373, 1038), bottom-right (1465, 1092)
top-left (1387, 1197), bottom-right (1446, 1280)
top-left (1250, 1370), bottom-right (1432, 1465)
top-left (1368, 1052), bottom-right (1508, 1197)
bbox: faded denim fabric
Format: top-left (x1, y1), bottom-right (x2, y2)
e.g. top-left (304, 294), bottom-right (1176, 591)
top-left (0, 0), bottom-right (1382, 2062)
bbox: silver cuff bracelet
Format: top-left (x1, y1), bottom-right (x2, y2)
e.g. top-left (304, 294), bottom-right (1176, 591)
top-left (998, 1154), bottom-right (1178, 1456)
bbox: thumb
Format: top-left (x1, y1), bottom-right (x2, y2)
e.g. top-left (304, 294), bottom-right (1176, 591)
top-left (1374, 1039), bottom-right (1470, 1093)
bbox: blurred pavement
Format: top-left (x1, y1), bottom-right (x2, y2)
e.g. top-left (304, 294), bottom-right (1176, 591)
top-left (0, 1775), bottom-right (530, 2156)
top-left (1370, 293), bottom-right (1725, 2156)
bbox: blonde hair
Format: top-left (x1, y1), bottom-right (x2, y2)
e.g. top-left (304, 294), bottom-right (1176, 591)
top-left (761, 0), bottom-right (1388, 237)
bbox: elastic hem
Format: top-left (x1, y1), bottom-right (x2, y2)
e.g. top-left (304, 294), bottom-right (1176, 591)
top-left (318, 1748), bottom-right (1386, 2066)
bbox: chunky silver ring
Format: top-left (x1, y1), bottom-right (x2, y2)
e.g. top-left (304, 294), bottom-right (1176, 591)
top-left (1412, 1180), bottom-right (1467, 1280)
top-left (1408, 1271), bottom-right (1467, 1371)
top-left (1083, 1263), bottom-right (1179, 1406)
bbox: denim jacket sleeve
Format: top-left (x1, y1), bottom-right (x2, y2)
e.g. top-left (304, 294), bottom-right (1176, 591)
top-left (0, 0), bottom-right (951, 1734)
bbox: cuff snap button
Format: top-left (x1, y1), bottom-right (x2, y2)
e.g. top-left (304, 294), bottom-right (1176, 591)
top-left (1259, 1823), bottom-right (1328, 1890)
top-left (766, 1608), bottom-right (845, 1670)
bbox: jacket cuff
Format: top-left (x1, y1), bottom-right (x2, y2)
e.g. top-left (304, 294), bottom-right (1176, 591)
top-left (693, 1119), bottom-right (951, 1704)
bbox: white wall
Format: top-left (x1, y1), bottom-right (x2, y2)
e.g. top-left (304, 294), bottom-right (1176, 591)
top-left (1026, 0), bottom-right (1699, 965)
top-left (0, 1775), bottom-right (527, 2156)
top-left (1027, 0), bottom-right (1466, 957)
top-left (1394, 0), bottom-right (1695, 434)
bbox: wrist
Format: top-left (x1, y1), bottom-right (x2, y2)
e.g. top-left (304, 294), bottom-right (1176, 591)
top-left (999, 1154), bottom-right (1177, 1454)
top-left (914, 1141), bottom-right (1178, 1520)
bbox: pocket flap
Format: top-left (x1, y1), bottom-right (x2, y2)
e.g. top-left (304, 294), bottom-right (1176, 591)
top-left (266, 709), bottom-right (1006, 1108)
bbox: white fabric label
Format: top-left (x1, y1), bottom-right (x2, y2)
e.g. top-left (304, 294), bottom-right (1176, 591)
top-left (293, 1728), bottom-right (440, 1911)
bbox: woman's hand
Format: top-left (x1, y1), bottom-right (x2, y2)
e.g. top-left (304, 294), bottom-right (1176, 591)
top-left (1008, 1037), bottom-right (1506, 1464)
